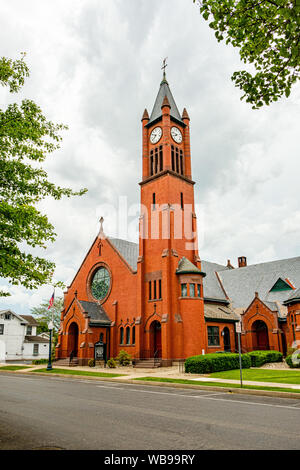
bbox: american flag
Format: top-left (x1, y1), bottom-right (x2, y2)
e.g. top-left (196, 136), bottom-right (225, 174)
top-left (48, 291), bottom-right (55, 310)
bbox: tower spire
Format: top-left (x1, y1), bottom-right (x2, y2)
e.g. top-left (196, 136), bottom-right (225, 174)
top-left (147, 60), bottom-right (183, 126)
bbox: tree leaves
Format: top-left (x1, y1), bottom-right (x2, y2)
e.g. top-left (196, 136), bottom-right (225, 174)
top-left (0, 54), bottom-right (87, 294)
top-left (193, 0), bottom-right (300, 107)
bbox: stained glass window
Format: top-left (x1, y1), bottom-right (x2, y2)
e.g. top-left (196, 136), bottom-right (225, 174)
top-left (91, 267), bottom-right (111, 300)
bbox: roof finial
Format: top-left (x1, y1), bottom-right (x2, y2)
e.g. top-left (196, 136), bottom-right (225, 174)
top-left (161, 57), bottom-right (168, 82)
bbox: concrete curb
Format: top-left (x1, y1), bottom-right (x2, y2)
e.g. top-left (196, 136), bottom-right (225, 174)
top-left (2, 369), bottom-right (300, 400)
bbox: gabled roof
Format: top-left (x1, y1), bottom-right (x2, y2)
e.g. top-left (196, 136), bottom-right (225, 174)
top-left (79, 300), bottom-right (111, 326)
top-left (269, 277), bottom-right (294, 292)
top-left (201, 261), bottom-right (230, 304)
top-left (108, 238), bottom-right (139, 272)
top-left (20, 315), bottom-right (39, 326)
top-left (24, 335), bottom-right (48, 343)
top-left (217, 256), bottom-right (300, 309)
top-left (0, 309), bottom-right (29, 324)
top-left (147, 77), bottom-right (184, 127)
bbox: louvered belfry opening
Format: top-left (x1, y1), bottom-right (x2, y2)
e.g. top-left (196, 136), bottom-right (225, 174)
top-left (150, 145), bottom-right (163, 176)
top-left (171, 145), bottom-right (184, 175)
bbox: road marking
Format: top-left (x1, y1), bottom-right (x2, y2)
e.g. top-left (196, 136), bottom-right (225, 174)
top-left (95, 384), bottom-right (300, 411)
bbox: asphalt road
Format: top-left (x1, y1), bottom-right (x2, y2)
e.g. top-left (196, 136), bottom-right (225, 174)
top-left (1, 373), bottom-right (300, 450)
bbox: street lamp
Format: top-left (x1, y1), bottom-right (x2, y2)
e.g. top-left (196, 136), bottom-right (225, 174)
top-left (47, 320), bottom-right (54, 371)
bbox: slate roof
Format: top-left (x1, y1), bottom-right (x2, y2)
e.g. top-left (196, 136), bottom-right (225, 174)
top-left (147, 77), bottom-right (184, 126)
top-left (109, 238), bottom-right (139, 271)
top-left (176, 257), bottom-right (206, 275)
top-left (79, 301), bottom-right (111, 326)
top-left (217, 256), bottom-right (300, 309)
top-left (283, 286), bottom-right (300, 305)
top-left (201, 260), bottom-right (229, 304)
top-left (204, 304), bottom-right (239, 322)
top-left (104, 238), bottom-right (300, 315)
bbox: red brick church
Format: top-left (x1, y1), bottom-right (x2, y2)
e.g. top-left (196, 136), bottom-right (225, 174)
top-left (56, 70), bottom-right (300, 366)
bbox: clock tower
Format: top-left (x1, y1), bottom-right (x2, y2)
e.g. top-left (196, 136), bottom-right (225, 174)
top-left (137, 68), bottom-right (207, 364)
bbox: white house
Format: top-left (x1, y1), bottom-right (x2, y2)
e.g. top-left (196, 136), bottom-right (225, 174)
top-left (0, 309), bottom-right (49, 362)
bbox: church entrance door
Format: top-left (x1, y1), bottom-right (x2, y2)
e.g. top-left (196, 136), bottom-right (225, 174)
top-left (223, 327), bottom-right (231, 352)
top-left (252, 320), bottom-right (269, 350)
top-left (150, 320), bottom-right (162, 359)
top-left (68, 322), bottom-right (79, 357)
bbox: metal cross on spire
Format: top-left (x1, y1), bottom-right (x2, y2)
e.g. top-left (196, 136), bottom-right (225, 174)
top-left (161, 57), bottom-right (168, 80)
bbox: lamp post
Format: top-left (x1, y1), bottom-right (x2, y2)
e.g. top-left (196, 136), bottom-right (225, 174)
top-left (47, 320), bottom-right (54, 371)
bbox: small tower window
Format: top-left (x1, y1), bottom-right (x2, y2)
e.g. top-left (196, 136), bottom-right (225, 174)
top-left (189, 284), bottom-right (195, 297)
top-left (153, 280), bottom-right (157, 299)
top-left (152, 193), bottom-right (156, 209)
top-left (197, 284), bottom-right (201, 297)
top-left (132, 326), bottom-right (135, 345)
top-left (181, 283), bottom-right (187, 297)
top-left (159, 279), bottom-right (162, 299)
top-left (149, 281), bottom-right (152, 300)
top-left (180, 192), bottom-right (183, 210)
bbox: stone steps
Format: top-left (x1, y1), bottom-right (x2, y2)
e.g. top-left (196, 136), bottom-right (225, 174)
top-left (55, 358), bottom-right (79, 367)
top-left (133, 359), bottom-right (162, 368)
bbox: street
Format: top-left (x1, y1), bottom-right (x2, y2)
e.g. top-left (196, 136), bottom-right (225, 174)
top-left (0, 373), bottom-right (300, 450)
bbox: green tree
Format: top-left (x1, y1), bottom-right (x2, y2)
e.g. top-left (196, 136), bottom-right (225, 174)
top-left (31, 296), bottom-right (63, 333)
top-left (0, 54), bottom-right (87, 296)
top-left (193, 0), bottom-right (300, 108)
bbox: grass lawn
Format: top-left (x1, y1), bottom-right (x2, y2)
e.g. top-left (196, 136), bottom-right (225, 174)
top-left (133, 376), bottom-right (300, 394)
top-left (0, 365), bottom-right (31, 371)
top-left (32, 368), bottom-right (126, 378)
top-left (210, 368), bottom-right (300, 384)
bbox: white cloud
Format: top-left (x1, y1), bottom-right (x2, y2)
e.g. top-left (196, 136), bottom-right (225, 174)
top-left (1, 0), bottom-right (300, 314)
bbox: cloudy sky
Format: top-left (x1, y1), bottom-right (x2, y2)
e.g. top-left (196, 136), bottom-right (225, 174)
top-left (1, 0), bottom-right (300, 315)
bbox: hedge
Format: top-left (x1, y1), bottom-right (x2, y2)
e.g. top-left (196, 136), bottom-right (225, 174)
top-left (286, 354), bottom-right (300, 368)
top-left (185, 353), bottom-right (251, 374)
top-left (247, 350), bottom-right (283, 367)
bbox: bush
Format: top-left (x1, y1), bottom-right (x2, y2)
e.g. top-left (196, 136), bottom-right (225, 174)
top-left (88, 359), bottom-right (95, 367)
top-left (185, 353), bottom-right (251, 374)
top-left (248, 350), bottom-right (283, 367)
top-left (116, 350), bottom-right (132, 366)
top-left (286, 354), bottom-right (300, 368)
top-left (32, 358), bottom-right (48, 365)
top-left (107, 358), bottom-right (117, 368)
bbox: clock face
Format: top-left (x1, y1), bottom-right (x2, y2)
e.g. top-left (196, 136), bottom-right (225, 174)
top-left (150, 127), bottom-right (162, 144)
top-left (171, 126), bottom-right (182, 143)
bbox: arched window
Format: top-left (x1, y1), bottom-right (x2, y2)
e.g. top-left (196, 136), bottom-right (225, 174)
top-left (126, 326), bottom-right (130, 345)
top-left (120, 327), bottom-right (124, 344)
top-left (132, 326), bottom-right (135, 345)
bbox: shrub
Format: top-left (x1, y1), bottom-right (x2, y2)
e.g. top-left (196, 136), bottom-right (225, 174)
top-left (107, 358), bottom-right (117, 368)
top-left (248, 350), bottom-right (283, 367)
top-left (32, 359), bottom-right (48, 365)
top-left (116, 350), bottom-right (132, 366)
top-left (185, 353), bottom-right (251, 374)
top-left (88, 359), bottom-right (95, 367)
top-left (286, 354), bottom-right (300, 368)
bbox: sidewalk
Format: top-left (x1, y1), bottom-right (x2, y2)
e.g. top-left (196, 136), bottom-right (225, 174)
top-left (3, 362), bottom-right (300, 390)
